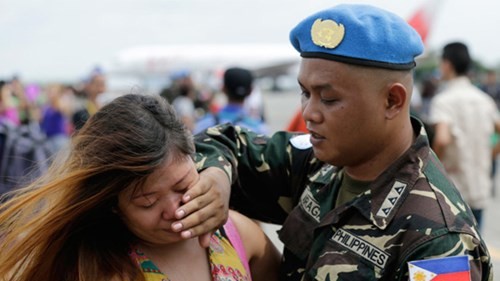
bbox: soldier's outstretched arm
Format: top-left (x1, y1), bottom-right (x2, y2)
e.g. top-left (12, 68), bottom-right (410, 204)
top-left (173, 124), bottom-right (316, 239)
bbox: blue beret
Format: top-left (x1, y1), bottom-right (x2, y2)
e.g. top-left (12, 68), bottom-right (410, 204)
top-left (290, 4), bottom-right (424, 70)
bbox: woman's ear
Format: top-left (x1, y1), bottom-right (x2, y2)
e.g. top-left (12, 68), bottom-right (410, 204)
top-left (385, 83), bottom-right (408, 120)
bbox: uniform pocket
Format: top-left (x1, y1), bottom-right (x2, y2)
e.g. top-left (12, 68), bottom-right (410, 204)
top-left (309, 237), bottom-right (384, 281)
top-left (278, 205), bottom-right (318, 260)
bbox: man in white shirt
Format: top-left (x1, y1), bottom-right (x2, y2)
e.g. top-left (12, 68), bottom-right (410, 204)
top-left (429, 42), bottom-right (500, 231)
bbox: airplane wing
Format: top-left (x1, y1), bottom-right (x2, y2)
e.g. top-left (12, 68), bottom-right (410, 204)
top-left (107, 43), bottom-right (299, 79)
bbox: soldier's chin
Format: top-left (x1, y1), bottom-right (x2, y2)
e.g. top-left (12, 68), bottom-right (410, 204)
top-left (312, 149), bottom-right (341, 166)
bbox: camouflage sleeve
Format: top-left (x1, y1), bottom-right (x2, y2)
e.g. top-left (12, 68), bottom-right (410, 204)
top-left (194, 123), bottom-right (314, 224)
top-left (394, 232), bottom-right (492, 281)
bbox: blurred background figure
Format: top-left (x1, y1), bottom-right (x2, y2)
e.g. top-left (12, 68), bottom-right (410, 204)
top-left (162, 70), bottom-right (202, 132)
top-left (10, 75), bottom-right (34, 125)
top-left (410, 74), bottom-right (439, 144)
top-left (1, 76), bottom-right (40, 126)
top-left (0, 78), bottom-right (52, 196)
top-left (480, 70), bottom-right (500, 110)
top-left (0, 80), bottom-right (20, 125)
top-left (194, 67), bottom-right (268, 134)
top-left (243, 86), bottom-right (267, 122)
top-left (71, 67), bottom-right (107, 132)
top-left (429, 42), bottom-right (500, 232)
top-left (160, 70), bottom-right (191, 104)
top-left (480, 69), bottom-right (500, 197)
top-left (40, 84), bottom-right (74, 154)
top-left (412, 74), bottom-right (439, 123)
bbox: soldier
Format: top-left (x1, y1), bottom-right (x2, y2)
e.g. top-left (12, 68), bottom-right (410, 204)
top-left (172, 4), bottom-right (493, 280)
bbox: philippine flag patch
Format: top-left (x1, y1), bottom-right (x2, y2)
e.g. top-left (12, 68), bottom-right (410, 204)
top-left (408, 255), bottom-right (471, 281)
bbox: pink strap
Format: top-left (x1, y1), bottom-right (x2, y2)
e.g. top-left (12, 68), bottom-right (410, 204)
top-left (224, 217), bottom-right (252, 278)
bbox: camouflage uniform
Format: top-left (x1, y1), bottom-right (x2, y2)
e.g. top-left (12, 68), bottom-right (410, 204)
top-left (194, 118), bottom-right (493, 281)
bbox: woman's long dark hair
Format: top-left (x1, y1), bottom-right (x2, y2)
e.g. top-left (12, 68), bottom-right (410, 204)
top-left (0, 94), bottom-right (194, 281)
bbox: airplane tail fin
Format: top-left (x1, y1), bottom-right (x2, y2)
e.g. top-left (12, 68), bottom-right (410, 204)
top-left (407, 0), bottom-right (444, 44)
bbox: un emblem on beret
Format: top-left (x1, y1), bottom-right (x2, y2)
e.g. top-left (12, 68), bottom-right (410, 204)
top-left (311, 19), bottom-right (345, 49)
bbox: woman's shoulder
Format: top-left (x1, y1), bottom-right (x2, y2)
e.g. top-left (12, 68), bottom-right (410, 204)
top-left (226, 210), bottom-right (272, 259)
top-left (226, 210), bottom-right (281, 281)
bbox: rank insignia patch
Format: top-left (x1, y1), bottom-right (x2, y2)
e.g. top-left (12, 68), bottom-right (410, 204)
top-left (376, 180), bottom-right (407, 218)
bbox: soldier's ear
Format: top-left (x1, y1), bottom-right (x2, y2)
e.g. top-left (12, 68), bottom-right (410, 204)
top-left (384, 83), bottom-right (407, 120)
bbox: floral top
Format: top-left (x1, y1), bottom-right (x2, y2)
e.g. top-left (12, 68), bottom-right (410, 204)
top-left (129, 219), bottom-right (251, 281)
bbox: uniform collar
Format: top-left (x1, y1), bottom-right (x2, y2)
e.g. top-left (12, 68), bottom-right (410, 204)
top-left (319, 117), bottom-right (431, 230)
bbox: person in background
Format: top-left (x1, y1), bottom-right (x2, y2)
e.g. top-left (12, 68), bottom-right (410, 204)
top-left (40, 84), bottom-right (74, 154)
top-left (0, 80), bottom-right (20, 125)
top-left (10, 75), bottom-right (36, 124)
top-left (480, 69), bottom-right (500, 197)
top-left (194, 67), bottom-right (268, 135)
top-left (412, 75), bottom-right (439, 123)
top-left (167, 71), bottom-right (199, 132)
top-left (429, 42), bottom-right (500, 232)
top-left (71, 67), bottom-right (107, 132)
top-left (0, 80), bottom-right (52, 195)
top-left (410, 75), bottom-right (439, 144)
top-left (160, 69), bottom-right (191, 104)
top-left (175, 4), bottom-right (492, 280)
top-left (0, 94), bottom-right (280, 281)
top-left (480, 69), bottom-right (500, 110)
top-left (243, 86), bottom-right (267, 122)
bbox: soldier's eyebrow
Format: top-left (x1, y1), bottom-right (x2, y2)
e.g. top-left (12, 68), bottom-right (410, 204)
top-left (298, 80), bottom-right (332, 92)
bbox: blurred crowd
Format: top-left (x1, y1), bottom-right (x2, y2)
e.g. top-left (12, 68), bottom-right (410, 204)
top-left (0, 67), bottom-right (268, 145)
top-left (0, 69), bottom-right (105, 152)
top-left (0, 65), bottom-right (272, 191)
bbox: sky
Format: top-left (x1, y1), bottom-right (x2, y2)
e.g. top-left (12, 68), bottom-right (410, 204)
top-left (1, 0), bottom-right (499, 82)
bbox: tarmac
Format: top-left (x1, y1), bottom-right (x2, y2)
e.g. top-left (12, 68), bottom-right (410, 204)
top-left (261, 89), bottom-right (500, 278)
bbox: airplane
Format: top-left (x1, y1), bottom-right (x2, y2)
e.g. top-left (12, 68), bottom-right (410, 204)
top-left (407, 0), bottom-right (444, 46)
top-left (104, 43), bottom-right (300, 93)
top-left (104, 0), bottom-right (443, 93)
top-left (108, 43), bottom-right (298, 76)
